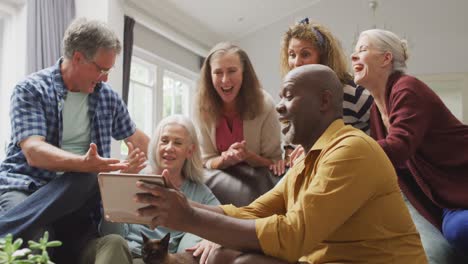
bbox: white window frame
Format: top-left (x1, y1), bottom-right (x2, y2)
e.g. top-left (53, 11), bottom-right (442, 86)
top-left (162, 69), bottom-right (194, 118)
top-left (0, 1), bottom-right (27, 160)
top-left (132, 46), bottom-right (198, 133)
top-left (416, 73), bottom-right (468, 123)
top-left (128, 56), bottom-right (157, 136)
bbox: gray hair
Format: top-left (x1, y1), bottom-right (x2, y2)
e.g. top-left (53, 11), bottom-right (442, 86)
top-left (148, 115), bottom-right (204, 184)
top-left (360, 29), bottom-right (409, 73)
top-left (62, 17), bottom-right (121, 60)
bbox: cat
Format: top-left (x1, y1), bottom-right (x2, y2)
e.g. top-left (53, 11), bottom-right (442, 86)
top-left (141, 232), bottom-right (200, 264)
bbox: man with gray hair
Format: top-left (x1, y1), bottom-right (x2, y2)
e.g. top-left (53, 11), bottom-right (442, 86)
top-left (0, 17), bottom-right (148, 255)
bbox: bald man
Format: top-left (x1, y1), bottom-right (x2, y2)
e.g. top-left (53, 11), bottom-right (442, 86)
top-left (134, 65), bottom-right (427, 263)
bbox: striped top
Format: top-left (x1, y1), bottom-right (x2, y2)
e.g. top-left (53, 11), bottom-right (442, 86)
top-left (343, 84), bottom-right (373, 134)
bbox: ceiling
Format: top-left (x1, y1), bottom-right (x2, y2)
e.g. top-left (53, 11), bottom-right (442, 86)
top-left (126, 0), bottom-right (322, 49)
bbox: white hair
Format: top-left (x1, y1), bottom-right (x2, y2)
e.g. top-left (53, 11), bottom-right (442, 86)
top-left (148, 115), bottom-right (204, 183)
top-left (360, 29), bottom-right (409, 73)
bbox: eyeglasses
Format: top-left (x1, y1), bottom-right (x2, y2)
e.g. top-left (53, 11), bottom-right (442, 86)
top-left (89, 60), bottom-right (113, 76)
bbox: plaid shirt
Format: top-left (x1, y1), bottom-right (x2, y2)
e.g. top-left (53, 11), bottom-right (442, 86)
top-left (0, 59), bottom-right (136, 192)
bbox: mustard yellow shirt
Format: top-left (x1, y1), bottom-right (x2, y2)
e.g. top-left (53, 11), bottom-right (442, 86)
top-left (221, 120), bottom-right (427, 263)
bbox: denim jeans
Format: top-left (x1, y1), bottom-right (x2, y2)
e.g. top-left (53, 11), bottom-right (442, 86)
top-left (0, 172), bottom-right (99, 242)
top-left (403, 195), bottom-right (466, 264)
top-left (442, 208), bottom-right (468, 258)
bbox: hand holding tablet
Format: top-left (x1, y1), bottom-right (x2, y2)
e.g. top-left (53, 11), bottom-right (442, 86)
top-left (98, 172), bottom-right (166, 225)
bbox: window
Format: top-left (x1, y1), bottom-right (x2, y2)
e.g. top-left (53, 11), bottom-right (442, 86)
top-left (122, 47), bottom-right (197, 155)
top-left (128, 57), bottom-right (155, 136)
top-left (417, 73), bottom-right (468, 123)
top-left (162, 70), bottom-right (193, 118)
top-left (0, 17), bottom-right (5, 159)
top-left (0, 18), bottom-right (3, 82)
top-left (0, 3), bottom-right (27, 161)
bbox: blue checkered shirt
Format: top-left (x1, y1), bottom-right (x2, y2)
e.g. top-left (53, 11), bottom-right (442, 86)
top-left (0, 59), bottom-right (136, 192)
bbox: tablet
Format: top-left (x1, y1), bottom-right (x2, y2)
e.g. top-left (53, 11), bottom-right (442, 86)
top-left (98, 172), bottom-right (166, 225)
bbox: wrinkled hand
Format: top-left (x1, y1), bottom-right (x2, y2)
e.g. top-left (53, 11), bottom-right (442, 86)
top-left (135, 169), bottom-right (194, 230)
top-left (269, 159), bottom-right (288, 176)
top-left (121, 142), bottom-right (147, 173)
top-left (186, 240), bottom-right (220, 264)
top-left (289, 145), bottom-right (304, 167)
top-left (82, 143), bottom-right (128, 172)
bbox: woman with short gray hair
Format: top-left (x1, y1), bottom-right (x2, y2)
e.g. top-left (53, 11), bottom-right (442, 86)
top-left (81, 115), bottom-right (220, 264)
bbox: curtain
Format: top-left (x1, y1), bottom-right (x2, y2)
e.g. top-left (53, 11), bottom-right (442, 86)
top-left (122, 16), bottom-right (135, 105)
top-left (26, 0), bottom-right (75, 74)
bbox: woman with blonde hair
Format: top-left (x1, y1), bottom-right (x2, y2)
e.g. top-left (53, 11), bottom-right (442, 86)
top-left (272, 18), bottom-right (373, 175)
top-left (195, 42), bottom-right (282, 170)
top-left (280, 18), bottom-right (373, 133)
top-left (351, 28), bottom-right (468, 263)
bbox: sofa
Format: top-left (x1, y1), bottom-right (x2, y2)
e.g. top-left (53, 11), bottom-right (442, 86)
top-left (203, 163), bottom-right (281, 207)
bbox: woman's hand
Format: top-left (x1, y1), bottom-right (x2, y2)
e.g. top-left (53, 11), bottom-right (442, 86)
top-left (221, 141), bottom-right (248, 167)
top-left (289, 145), bottom-right (304, 167)
top-left (186, 240), bottom-right (221, 264)
top-left (121, 142), bottom-right (147, 173)
top-left (269, 159), bottom-right (288, 176)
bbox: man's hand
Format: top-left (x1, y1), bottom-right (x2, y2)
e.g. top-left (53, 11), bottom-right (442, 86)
top-left (186, 239), bottom-right (221, 264)
top-left (121, 142), bottom-right (147, 173)
top-left (135, 169), bottom-right (194, 230)
top-left (82, 143), bottom-right (128, 172)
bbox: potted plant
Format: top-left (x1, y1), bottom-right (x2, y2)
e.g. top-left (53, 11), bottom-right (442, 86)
top-left (0, 231), bottom-right (61, 264)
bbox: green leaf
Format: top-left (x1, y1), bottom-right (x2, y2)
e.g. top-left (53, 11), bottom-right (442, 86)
top-left (12, 248), bottom-right (31, 257)
top-left (27, 241), bottom-right (40, 247)
top-left (45, 241), bottom-right (61, 247)
top-left (27, 254), bottom-right (40, 261)
top-left (27, 241), bottom-right (41, 250)
top-left (13, 260), bottom-right (34, 264)
top-left (13, 238), bottom-right (23, 250)
top-left (43, 231), bottom-right (49, 241)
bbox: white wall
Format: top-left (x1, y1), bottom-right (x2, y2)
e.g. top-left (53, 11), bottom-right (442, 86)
top-left (75, 0), bottom-right (109, 24)
top-left (238, 0), bottom-right (468, 103)
top-left (133, 23), bottom-right (201, 74)
top-left (0, 18), bottom-right (3, 91)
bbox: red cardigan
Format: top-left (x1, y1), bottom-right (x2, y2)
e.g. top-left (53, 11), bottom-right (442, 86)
top-left (370, 72), bottom-right (468, 230)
